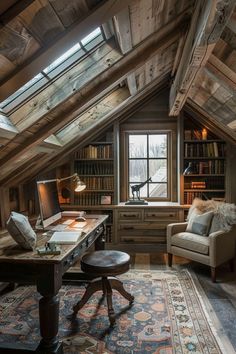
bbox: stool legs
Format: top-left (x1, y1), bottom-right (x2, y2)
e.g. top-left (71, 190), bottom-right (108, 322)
top-left (73, 277), bottom-right (102, 313)
top-left (72, 276), bottom-right (134, 325)
top-left (103, 277), bottom-right (115, 325)
top-left (109, 277), bottom-right (134, 304)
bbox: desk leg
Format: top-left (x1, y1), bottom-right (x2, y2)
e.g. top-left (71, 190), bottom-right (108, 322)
top-left (37, 294), bottom-right (63, 354)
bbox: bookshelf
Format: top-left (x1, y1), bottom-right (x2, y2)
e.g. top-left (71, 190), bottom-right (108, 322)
top-left (74, 142), bottom-right (114, 206)
top-left (72, 130), bottom-right (115, 243)
top-left (183, 122), bottom-right (226, 205)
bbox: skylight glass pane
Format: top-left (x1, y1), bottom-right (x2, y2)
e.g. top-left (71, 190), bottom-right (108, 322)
top-left (81, 27), bottom-right (101, 46)
top-left (43, 43), bottom-right (81, 74)
top-left (0, 73), bottom-right (43, 109)
top-left (0, 27), bottom-right (103, 111)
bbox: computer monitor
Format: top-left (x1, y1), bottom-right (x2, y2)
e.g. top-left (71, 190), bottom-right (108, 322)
top-left (37, 180), bottom-right (62, 228)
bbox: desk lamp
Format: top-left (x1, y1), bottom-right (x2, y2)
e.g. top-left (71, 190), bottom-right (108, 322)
top-left (39, 173), bottom-right (86, 192)
top-left (59, 173), bottom-right (86, 192)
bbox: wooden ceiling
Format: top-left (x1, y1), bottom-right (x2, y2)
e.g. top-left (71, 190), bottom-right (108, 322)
top-left (0, 0), bottom-right (235, 187)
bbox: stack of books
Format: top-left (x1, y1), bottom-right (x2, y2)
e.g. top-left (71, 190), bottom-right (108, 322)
top-left (191, 181), bottom-right (206, 189)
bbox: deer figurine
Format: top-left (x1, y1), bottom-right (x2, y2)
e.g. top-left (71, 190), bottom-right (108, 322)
top-left (131, 177), bottom-right (152, 200)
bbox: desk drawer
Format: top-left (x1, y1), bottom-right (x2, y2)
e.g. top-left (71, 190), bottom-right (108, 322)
top-left (144, 209), bottom-right (179, 221)
top-left (118, 210), bottom-right (142, 221)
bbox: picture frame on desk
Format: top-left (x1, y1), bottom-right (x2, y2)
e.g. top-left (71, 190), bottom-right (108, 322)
top-left (101, 195), bottom-right (112, 205)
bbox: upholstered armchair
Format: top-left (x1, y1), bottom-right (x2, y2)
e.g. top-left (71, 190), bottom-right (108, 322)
top-left (167, 199), bottom-right (236, 282)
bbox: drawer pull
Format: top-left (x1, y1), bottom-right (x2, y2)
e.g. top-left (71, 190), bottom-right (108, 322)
top-left (123, 226), bottom-right (134, 230)
top-left (124, 239), bottom-right (134, 243)
top-left (123, 214), bottom-right (137, 217)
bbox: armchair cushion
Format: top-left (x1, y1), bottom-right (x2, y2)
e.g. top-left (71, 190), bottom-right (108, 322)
top-left (171, 232), bottom-right (209, 255)
top-left (186, 211), bottom-right (214, 236)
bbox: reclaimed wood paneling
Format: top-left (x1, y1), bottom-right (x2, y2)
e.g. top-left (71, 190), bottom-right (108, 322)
top-left (18, 0), bottom-right (65, 44)
top-left (48, 0), bottom-right (89, 28)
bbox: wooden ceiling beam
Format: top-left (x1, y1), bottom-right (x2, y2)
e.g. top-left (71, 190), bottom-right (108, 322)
top-left (207, 54), bottom-right (236, 90)
top-left (0, 0), bottom-right (35, 25)
top-left (0, 0), bottom-right (136, 102)
top-left (169, 0), bottom-right (236, 116)
top-left (0, 112), bottom-right (18, 140)
top-left (0, 11), bottom-right (188, 171)
top-left (113, 7), bottom-right (137, 95)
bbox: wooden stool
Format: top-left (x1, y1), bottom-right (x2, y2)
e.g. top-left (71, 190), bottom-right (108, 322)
top-left (73, 250), bottom-right (134, 325)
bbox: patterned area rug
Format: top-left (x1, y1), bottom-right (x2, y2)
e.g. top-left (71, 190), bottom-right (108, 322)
top-left (0, 270), bottom-right (232, 353)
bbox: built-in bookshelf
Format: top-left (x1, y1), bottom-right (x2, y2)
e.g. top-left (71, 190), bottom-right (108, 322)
top-left (74, 140), bottom-right (114, 206)
top-left (183, 122), bottom-right (226, 205)
top-left (71, 130), bottom-right (115, 243)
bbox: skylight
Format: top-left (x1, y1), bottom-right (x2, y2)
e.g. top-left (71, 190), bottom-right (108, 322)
top-left (43, 43), bottom-right (81, 74)
top-left (0, 27), bottom-right (102, 112)
top-left (81, 28), bottom-right (101, 46)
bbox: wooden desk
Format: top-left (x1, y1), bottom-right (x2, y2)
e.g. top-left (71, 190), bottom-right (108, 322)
top-left (0, 215), bottom-right (107, 353)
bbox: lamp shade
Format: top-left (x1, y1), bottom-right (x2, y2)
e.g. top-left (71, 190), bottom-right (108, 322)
top-left (74, 176), bottom-right (86, 192)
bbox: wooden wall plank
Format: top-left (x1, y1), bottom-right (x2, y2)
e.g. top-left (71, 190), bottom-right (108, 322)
top-left (48, 0), bottom-right (89, 28)
top-left (18, 0), bottom-right (65, 45)
top-left (169, 0), bottom-right (235, 116)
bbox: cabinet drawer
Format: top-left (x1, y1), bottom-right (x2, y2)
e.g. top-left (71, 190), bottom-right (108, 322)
top-left (118, 224), bottom-right (166, 238)
top-left (120, 235), bottom-right (166, 244)
top-left (118, 210), bottom-right (142, 221)
top-left (118, 223), bottom-right (166, 231)
top-left (144, 209), bottom-right (179, 221)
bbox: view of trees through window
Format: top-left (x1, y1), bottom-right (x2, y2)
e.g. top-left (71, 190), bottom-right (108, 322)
top-left (128, 133), bottom-right (168, 199)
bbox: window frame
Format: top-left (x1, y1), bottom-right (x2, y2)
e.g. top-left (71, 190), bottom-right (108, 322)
top-left (124, 130), bottom-right (172, 201)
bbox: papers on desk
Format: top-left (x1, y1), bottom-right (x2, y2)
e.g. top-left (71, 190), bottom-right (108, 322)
top-left (48, 231), bottom-right (82, 244)
top-left (71, 221), bottom-right (87, 229)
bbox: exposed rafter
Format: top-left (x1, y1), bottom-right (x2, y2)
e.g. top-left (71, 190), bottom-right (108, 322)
top-left (207, 54), bottom-right (236, 90)
top-left (113, 6), bottom-right (137, 95)
top-left (2, 74), bottom-right (168, 187)
top-left (0, 0), bottom-right (136, 102)
top-left (169, 0), bottom-right (236, 116)
top-left (0, 12), bottom-right (188, 173)
top-left (0, 0), bottom-right (35, 25)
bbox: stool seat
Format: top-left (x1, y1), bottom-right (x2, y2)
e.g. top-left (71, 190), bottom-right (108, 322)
top-left (81, 250), bottom-right (131, 276)
top-left (73, 250), bottom-right (134, 325)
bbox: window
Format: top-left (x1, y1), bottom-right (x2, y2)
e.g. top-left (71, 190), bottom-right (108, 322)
top-left (128, 133), bottom-right (169, 199)
top-left (0, 28), bottom-right (103, 113)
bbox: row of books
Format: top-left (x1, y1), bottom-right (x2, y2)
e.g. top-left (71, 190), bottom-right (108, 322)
top-left (74, 192), bottom-right (113, 205)
top-left (184, 160), bottom-right (225, 174)
top-left (184, 142), bottom-right (224, 157)
top-left (75, 161), bottom-right (113, 175)
top-left (184, 191), bottom-right (225, 205)
top-left (185, 177), bottom-right (224, 190)
top-left (184, 129), bottom-right (216, 140)
top-left (75, 144), bottom-right (113, 159)
top-left (82, 177), bottom-right (114, 190)
top-left (191, 181), bottom-right (206, 189)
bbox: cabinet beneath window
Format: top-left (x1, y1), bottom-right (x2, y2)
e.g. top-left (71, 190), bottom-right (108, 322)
top-left (114, 203), bottom-right (184, 249)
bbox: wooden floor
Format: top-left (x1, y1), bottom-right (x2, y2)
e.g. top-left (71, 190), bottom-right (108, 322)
top-left (130, 252), bottom-right (236, 351)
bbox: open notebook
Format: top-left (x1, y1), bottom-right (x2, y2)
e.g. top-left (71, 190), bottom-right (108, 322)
top-left (48, 231), bottom-right (83, 244)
